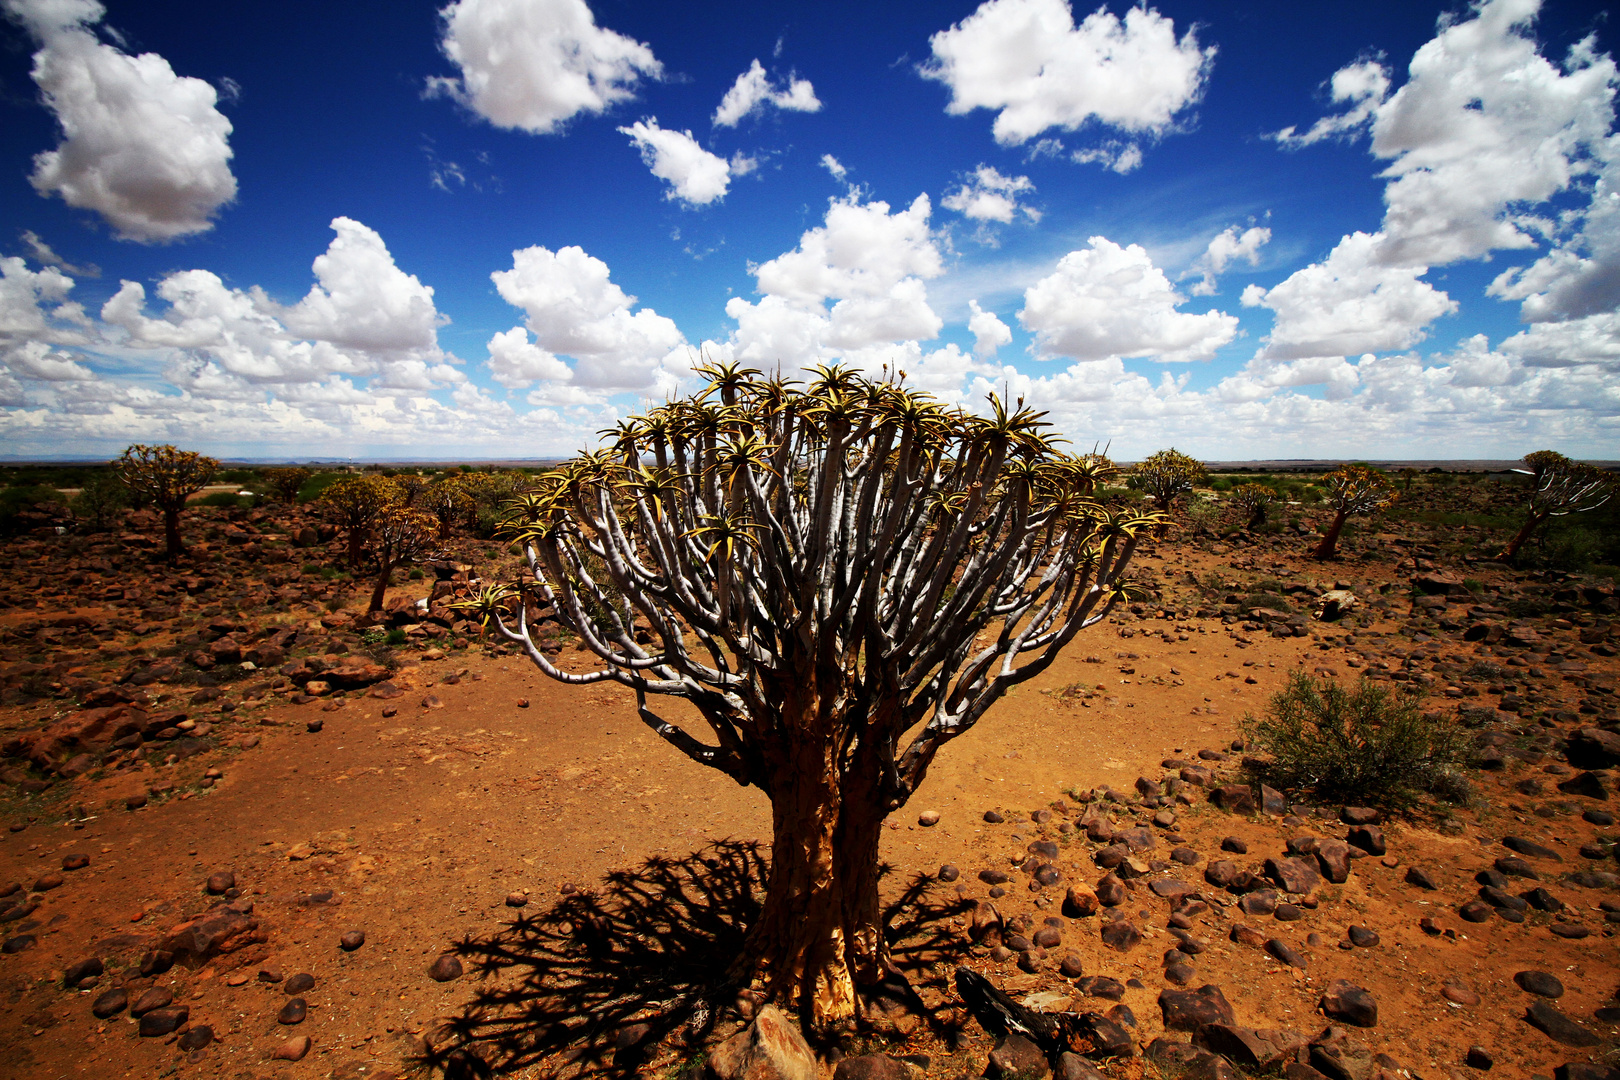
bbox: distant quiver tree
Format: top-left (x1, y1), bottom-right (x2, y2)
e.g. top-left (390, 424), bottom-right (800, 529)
top-left (117, 444), bottom-right (219, 561)
top-left (1230, 482), bottom-right (1275, 529)
top-left (1498, 450), bottom-right (1616, 561)
top-left (318, 475), bottom-right (402, 568)
top-left (1130, 448), bottom-right (1206, 514)
top-left (1312, 464), bottom-right (1396, 560)
top-left (262, 467), bottom-right (313, 503)
top-left (472, 363), bottom-right (1158, 1030)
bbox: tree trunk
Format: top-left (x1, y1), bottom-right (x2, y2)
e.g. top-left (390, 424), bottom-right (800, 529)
top-left (1498, 512), bottom-right (1546, 561)
top-left (162, 504), bottom-right (183, 561)
top-left (738, 737), bottom-right (887, 1036)
top-left (1311, 510), bottom-right (1349, 559)
top-left (348, 526), bottom-right (367, 568)
top-left (369, 560), bottom-right (394, 613)
top-left (1247, 505), bottom-right (1267, 530)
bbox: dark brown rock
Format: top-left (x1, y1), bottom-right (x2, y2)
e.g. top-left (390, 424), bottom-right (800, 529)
top-left (1265, 939), bottom-right (1306, 968)
top-left (1099, 919), bottom-right (1142, 953)
top-left (987, 1034), bottom-right (1050, 1080)
top-left (1158, 985), bottom-right (1235, 1031)
top-left (1320, 980), bottom-right (1377, 1027)
top-left (428, 953), bottom-right (462, 982)
top-left (177, 1026), bottom-right (213, 1051)
top-left (137, 1006), bottom-right (188, 1036)
top-left (91, 988), bottom-right (127, 1018)
top-left (1267, 857), bottom-right (1323, 895)
top-left (278, 997), bottom-right (307, 1025)
top-left (1195, 1024), bottom-right (1309, 1069)
top-left (284, 972), bottom-right (315, 995)
top-left (1526, 1000), bottom-right (1601, 1047)
top-left (205, 871), bottom-right (234, 895)
top-left (130, 986), bottom-right (173, 1016)
top-left (273, 1035), bottom-right (312, 1061)
top-left (339, 929), bottom-right (365, 951)
top-left (1515, 971), bottom-right (1565, 999)
top-left (1405, 866), bottom-right (1440, 890)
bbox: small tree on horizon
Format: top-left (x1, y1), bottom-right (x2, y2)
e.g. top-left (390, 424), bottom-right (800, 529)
top-left (318, 475), bottom-right (401, 568)
top-left (366, 507), bottom-right (443, 612)
top-left (1312, 464), bottom-right (1396, 560)
top-left (263, 467), bottom-right (313, 503)
top-left (1498, 450), bottom-right (1616, 561)
top-left (467, 363), bottom-right (1156, 1032)
top-left (1230, 482), bottom-right (1275, 529)
top-left (1130, 448), bottom-right (1206, 514)
top-left (117, 444), bottom-right (219, 561)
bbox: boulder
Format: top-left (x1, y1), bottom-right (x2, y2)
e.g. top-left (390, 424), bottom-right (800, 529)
top-left (158, 905), bottom-right (263, 963)
top-left (706, 1005), bottom-right (817, 1080)
top-left (1194, 1024), bottom-right (1308, 1069)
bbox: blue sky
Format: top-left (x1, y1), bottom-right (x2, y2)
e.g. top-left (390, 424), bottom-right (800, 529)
top-left (0, 0), bottom-right (1615, 461)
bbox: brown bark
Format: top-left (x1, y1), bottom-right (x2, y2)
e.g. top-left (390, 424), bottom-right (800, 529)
top-left (162, 504), bottom-right (183, 561)
top-left (347, 526), bottom-right (368, 568)
top-left (1311, 510), bottom-right (1349, 560)
top-left (368, 560), bottom-right (394, 613)
top-left (735, 707), bottom-right (887, 1035)
top-left (1498, 512), bottom-right (1547, 561)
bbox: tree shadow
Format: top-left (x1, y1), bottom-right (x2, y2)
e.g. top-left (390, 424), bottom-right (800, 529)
top-left (413, 839), bottom-right (974, 1078)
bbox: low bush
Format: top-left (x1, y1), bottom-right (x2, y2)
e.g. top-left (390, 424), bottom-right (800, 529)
top-left (1242, 671), bottom-right (1470, 807)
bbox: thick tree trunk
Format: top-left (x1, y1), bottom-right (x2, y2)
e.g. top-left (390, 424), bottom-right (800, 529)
top-left (348, 526), bottom-right (367, 568)
top-left (1247, 505), bottom-right (1267, 530)
top-left (1311, 510), bottom-right (1349, 560)
top-left (369, 560), bottom-right (394, 612)
top-left (1498, 512), bottom-right (1546, 561)
top-left (738, 739), bottom-right (887, 1036)
top-left (162, 504), bottom-right (183, 561)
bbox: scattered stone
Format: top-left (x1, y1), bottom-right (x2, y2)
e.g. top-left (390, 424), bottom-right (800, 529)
top-left (505, 892), bottom-right (528, 907)
top-left (33, 873), bottom-right (64, 891)
top-left (917, 810), bottom-right (940, 827)
top-left (1504, 836), bottom-right (1562, 861)
top-left (833, 1055), bottom-right (924, 1080)
top-left (131, 986), bottom-right (173, 1016)
top-left (1515, 971), bottom-right (1565, 999)
top-left (1346, 826), bottom-right (1386, 856)
top-left (428, 954), bottom-right (463, 982)
top-left (273, 1035), bottom-right (312, 1061)
top-left (1059, 954), bottom-right (1084, 978)
top-left (284, 972), bottom-right (316, 995)
top-left (137, 1006), bottom-right (188, 1037)
top-left (1063, 884), bottom-right (1099, 918)
top-left (984, 810), bottom-right (1005, 824)
top-left (1099, 919), bottom-right (1142, 953)
top-left (91, 988), bottom-right (127, 1018)
top-left (1055, 1052), bottom-right (1108, 1080)
top-left (1458, 900), bottom-right (1494, 923)
top-left (61, 854), bottom-right (89, 871)
top-left (177, 1026), bottom-right (213, 1051)
top-left (278, 997), bottom-right (308, 1025)
top-left (205, 871), bottom-right (235, 894)
top-left (1320, 980), bottom-right (1377, 1027)
top-left (1405, 866), bottom-right (1440, 890)
top-left (2, 934), bottom-right (37, 954)
top-left (706, 1004), bottom-right (818, 1080)
top-left (1494, 855), bottom-right (1539, 879)
top-left (1465, 1045), bottom-right (1493, 1070)
top-left (1195, 1024), bottom-right (1309, 1070)
top-left (1158, 985), bottom-right (1235, 1031)
top-left (1441, 979), bottom-right (1481, 1006)
top-left (1315, 839), bottom-right (1352, 884)
top-left (1220, 837), bottom-right (1248, 854)
top-left (1347, 926), bottom-right (1379, 948)
top-left (63, 956), bottom-right (103, 986)
top-left (1267, 857), bottom-right (1323, 895)
top-left (1549, 922), bottom-right (1592, 939)
top-left (1265, 939), bottom-right (1306, 969)
top-left (1526, 1000), bottom-right (1601, 1047)
top-left (1210, 785), bottom-right (1256, 814)
top-left (986, 1034), bottom-right (1050, 1080)
top-left (1341, 807), bottom-right (1381, 825)
top-left (339, 929), bottom-right (365, 951)
top-left (937, 864), bottom-right (960, 882)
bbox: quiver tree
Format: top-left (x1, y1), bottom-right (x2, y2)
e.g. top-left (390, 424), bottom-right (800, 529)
top-left (366, 508), bottom-right (444, 612)
top-left (1312, 465), bottom-right (1396, 560)
top-left (117, 444), bottom-right (219, 561)
top-left (318, 475), bottom-right (402, 567)
top-left (263, 467), bottom-right (313, 503)
top-left (425, 476), bottom-right (470, 540)
top-left (1230, 483), bottom-right (1275, 529)
top-left (1498, 451), bottom-right (1616, 561)
top-left (393, 473), bottom-right (428, 508)
top-left (1130, 448), bottom-right (1206, 524)
top-left (468, 362), bottom-right (1157, 1032)
top-left (71, 470), bottom-right (128, 531)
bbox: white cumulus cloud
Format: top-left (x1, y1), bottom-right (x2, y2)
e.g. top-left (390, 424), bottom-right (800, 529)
top-left (489, 243), bottom-right (686, 393)
top-left (4, 0), bottom-right (236, 242)
top-left (922, 0), bottom-right (1213, 166)
top-left (1019, 236), bottom-right (1239, 363)
top-left (713, 59), bottom-right (820, 127)
top-left (618, 119), bottom-right (733, 206)
top-left (942, 165), bottom-right (1039, 223)
top-left (968, 300), bottom-right (1012, 356)
top-left (1242, 232), bottom-right (1457, 360)
top-left (1270, 61), bottom-right (1391, 148)
top-left (429, 0), bottom-right (661, 135)
top-left (1187, 224), bottom-right (1271, 295)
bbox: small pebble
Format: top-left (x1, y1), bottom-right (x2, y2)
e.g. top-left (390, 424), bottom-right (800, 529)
top-left (273, 1035), bottom-right (312, 1061)
top-left (339, 930), bottom-right (365, 951)
top-left (505, 892), bottom-right (528, 908)
top-left (284, 973), bottom-right (315, 995)
top-left (428, 954), bottom-right (463, 982)
top-left (278, 997), bottom-right (307, 1025)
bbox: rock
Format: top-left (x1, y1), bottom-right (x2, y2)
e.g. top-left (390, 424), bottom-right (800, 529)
top-left (138, 1006), bottom-right (188, 1036)
top-left (1523, 887), bottom-right (1564, 912)
top-left (1149, 878), bottom-right (1193, 900)
top-left (1095, 874), bottom-right (1126, 907)
top-left (987, 1034), bottom-right (1050, 1080)
top-left (339, 929), bottom-right (365, 951)
top-left (273, 1035), bottom-right (312, 1061)
top-left (1347, 926), bottom-right (1379, 947)
top-left (63, 956), bottom-right (103, 986)
top-left (1442, 979), bottom-right (1480, 1006)
top-left (706, 1005), bottom-right (818, 1080)
top-left (505, 892), bottom-right (528, 907)
top-left (980, 869), bottom-right (1011, 885)
top-left (1315, 839), bottom-right (1352, 884)
top-left (2, 934), bottom-right (35, 954)
top-left (1554, 1066), bottom-right (1620, 1080)
top-left (284, 972), bottom-right (316, 995)
top-left (917, 810), bottom-right (940, 827)
top-left (1346, 826), bottom-right (1386, 856)
top-left (428, 954), bottom-right (462, 982)
top-left (1063, 884), bottom-right (1099, 918)
top-left (1195, 1024), bottom-right (1309, 1069)
top-left (159, 906), bottom-right (262, 962)
top-left (984, 810), bottom-right (1006, 823)
top-left (1559, 772), bottom-right (1609, 800)
top-left (1220, 837), bottom-right (1248, 854)
top-left (1504, 836), bottom-right (1562, 861)
top-left (1260, 785), bottom-right (1287, 816)
top-left (1405, 866), bottom-right (1440, 890)
top-left (61, 854), bottom-right (89, 871)
top-left (1549, 922), bottom-right (1591, 939)
top-left (1320, 980), bottom-right (1377, 1027)
top-left (1341, 806), bottom-right (1381, 825)
top-left (1158, 985), bottom-right (1235, 1031)
top-left (177, 1026), bottom-right (213, 1051)
top-left (1265, 939), bottom-right (1306, 968)
top-left (1077, 976), bottom-right (1125, 1001)
top-left (833, 1055), bottom-right (924, 1080)
top-left (91, 988), bottom-right (127, 1017)
top-left (1203, 861), bottom-right (1239, 889)
top-left (1515, 971), bottom-right (1566, 999)
top-left (1526, 1000), bottom-right (1601, 1047)
top-left (278, 997), bottom-right (308, 1025)
top-left (33, 872), bottom-right (64, 891)
top-left (1465, 1045), bottom-right (1493, 1070)
top-left (1210, 785), bottom-right (1256, 813)
top-left (1310, 1027), bottom-right (1374, 1080)
top-left (1055, 1052), bottom-right (1108, 1080)
top-left (937, 864), bottom-right (960, 882)
top-left (131, 986), bottom-right (173, 1016)
top-left (1458, 900), bottom-right (1494, 922)
top-left (1099, 919), bottom-right (1142, 953)
top-left (205, 871), bottom-right (235, 895)
top-left (1267, 857), bottom-right (1323, 895)
top-left (1059, 953), bottom-right (1085, 978)
top-left (1568, 727), bottom-right (1620, 769)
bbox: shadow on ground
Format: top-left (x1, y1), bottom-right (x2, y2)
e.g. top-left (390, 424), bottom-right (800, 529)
top-left (414, 839), bottom-right (973, 1078)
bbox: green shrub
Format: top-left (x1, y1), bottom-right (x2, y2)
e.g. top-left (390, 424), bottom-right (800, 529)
top-left (196, 491), bottom-right (247, 508)
top-left (386, 628), bottom-right (408, 646)
top-left (1242, 671), bottom-right (1470, 807)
